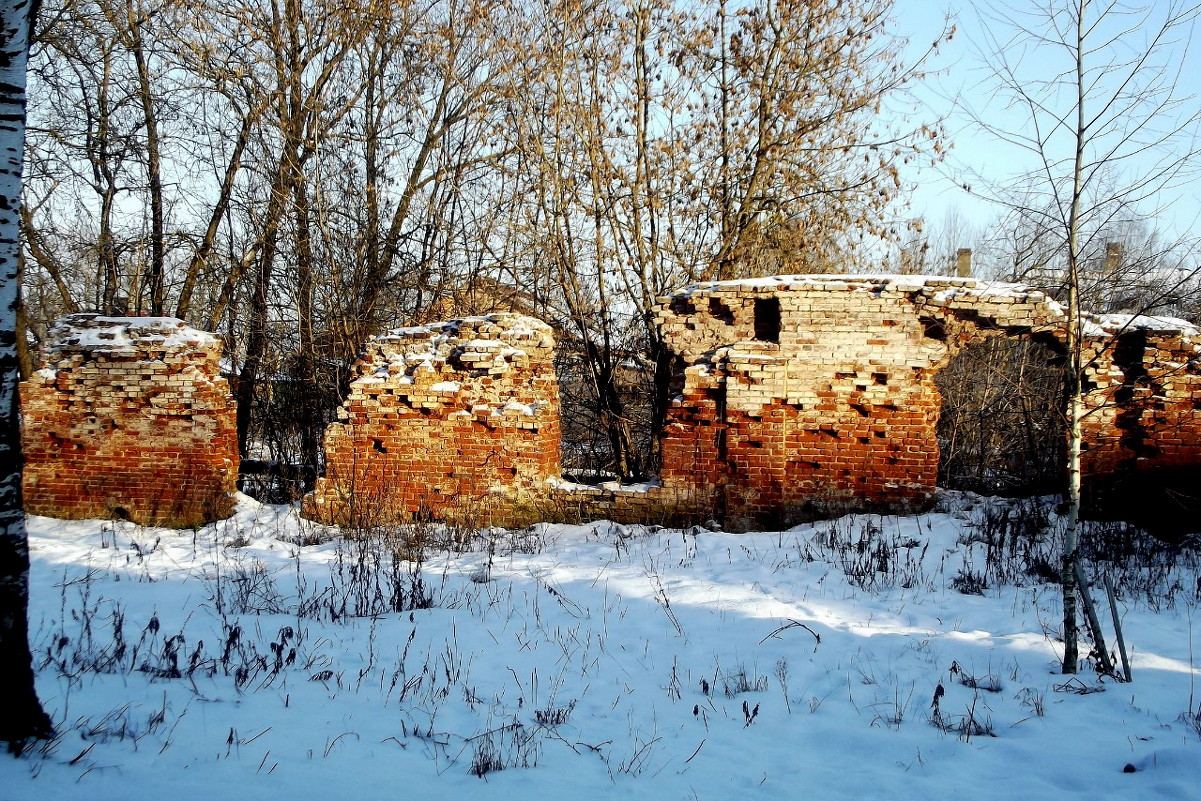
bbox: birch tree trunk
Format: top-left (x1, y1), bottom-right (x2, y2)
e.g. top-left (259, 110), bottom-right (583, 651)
top-left (1058, 1), bottom-right (1089, 674)
top-left (0, 0), bottom-right (53, 749)
top-left (965, 0), bottom-right (1201, 674)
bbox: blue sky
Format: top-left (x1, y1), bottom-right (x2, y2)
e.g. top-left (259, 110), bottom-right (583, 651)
top-left (889, 0), bottom-right (1201, 246)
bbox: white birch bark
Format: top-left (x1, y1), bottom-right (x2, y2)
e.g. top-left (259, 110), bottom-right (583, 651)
top-left (0, 0), bottom-right (52, 748)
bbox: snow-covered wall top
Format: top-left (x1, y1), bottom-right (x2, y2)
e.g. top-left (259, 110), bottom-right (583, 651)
top-left (680, 272), bottom-right (1029, 291)
top-left (45, 313), bottom-right (222, 356)
top-left (1086, 312), bottom-right (1200, 338)
top-left (669, 273), bottom-right (1198, 340)
top-left (354, 313), bottom-right (554, 387)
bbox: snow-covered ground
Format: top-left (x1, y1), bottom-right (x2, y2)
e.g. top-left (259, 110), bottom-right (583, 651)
top-left (4, 493), bottom-right (1200, 800)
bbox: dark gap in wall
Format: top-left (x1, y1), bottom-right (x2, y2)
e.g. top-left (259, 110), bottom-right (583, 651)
top-left (935, 335), bottom-right (1065, 496)
top-left (1112, 330), bottom-right (1156, 458)
top-left (670, 296), bottom-right (696, 316)
top-left (920, 316), bottom-right (946, 341)
top-left (753, 297), bottom-right (781, 343)
top-left (708, 297), bottom-right (736, 325)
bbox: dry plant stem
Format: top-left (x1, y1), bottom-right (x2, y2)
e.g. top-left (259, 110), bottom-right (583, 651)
top-left (1073, 562), bottom-right (1114, 677)
top-left (1104, 575), bottom-right (1132, 682)
top-left (759, 620), bottom-right (821, 649)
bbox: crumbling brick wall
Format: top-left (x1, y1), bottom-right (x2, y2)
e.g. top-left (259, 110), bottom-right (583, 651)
top-left (302, 280), bottom-right (1201, 531)
top-left (653, 276), bottom-right (1070, 528)
top-left (29, 284), bottom-right (1195, 533)
top-left (1079, 314), bottom-right (1201, 477)
top-left (303, 314), bottom-right (561, 525)
top-left (21, 314), bottom-right (239, 527)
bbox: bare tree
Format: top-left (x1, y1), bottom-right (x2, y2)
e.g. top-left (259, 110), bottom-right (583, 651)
top-left (0, 0), bottom-right (53, 749)
top-left (690, 0), bottom-right (941, 280)
top-left (510, 0), bottom-right (944, 480)
top-left (24, 0), bottom-right (186, 316)
top-left (967, 0), bottom-right (1201, 673)
top-left (21, 0), bottom-right (943, 489)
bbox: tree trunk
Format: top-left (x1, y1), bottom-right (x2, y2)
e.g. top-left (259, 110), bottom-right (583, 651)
top-left (1060, 0), bottom-right (1088, 675)
top-left (122, 0), bottom-right (165, 314)
top-left (0, 0), bottom-right (54, 749)
top-left (1061, 379), bottom-right (1083, 673)
top-left (175, 111), bottom-right (254, 322)
top-left (234, 166), bottom-right (289, 457)
top-left (292, 174), bottom-right (321, 478)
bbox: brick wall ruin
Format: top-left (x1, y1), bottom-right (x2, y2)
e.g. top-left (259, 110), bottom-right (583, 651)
top-left (21, 314), bottom-right (239, 527)
top-left (302, 314), bottom-right (561, 526)
top-left (21, 279), bottom-right (1201, 533)
top-left (305, 276), bottom-right (1201, 532)
top-left (1078, 314), bottom-right (1201, 475)
top-left (653, 275), bottom-right (1201, 528)
top-left (1077, 314), bottom-right (1201, 529)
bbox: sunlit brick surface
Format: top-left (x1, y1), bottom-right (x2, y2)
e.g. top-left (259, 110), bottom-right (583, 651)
top-left (21, 314), bottom-right (238, 527)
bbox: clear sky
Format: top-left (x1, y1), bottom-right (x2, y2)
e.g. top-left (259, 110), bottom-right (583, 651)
top-left (889, 0), bottom-right (1201, 247)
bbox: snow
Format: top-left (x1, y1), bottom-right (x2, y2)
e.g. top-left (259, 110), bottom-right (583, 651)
top-left (462, 338), bottom-right (506, 351)
top-left (723, 349), bottom-right (781, 363)
top-left (599, 479), bottom-right (662, 493)
top-left (51, 315), bottom-right (220, 352)
top-left (677, 274), bottom-right (1047, 301)
top-left (501, 399), bottom-right (535, 415)
top-left (1090, 313), bottom-right (1201, 338)
top-left (388, 325), bottom-right (435, 338)
top-left (4, 494), bottom-right (1201, 800)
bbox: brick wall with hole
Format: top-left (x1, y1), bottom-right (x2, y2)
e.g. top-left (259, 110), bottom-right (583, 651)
top-left (653, 275), bottom-right (1201, 529)
top-left (21, 314), bottom-right (239, 527)
top-left (302, 314), bottom-right (561, 526)
top-left (1078, 316), bottom-right (1201, 487)
top-left (22, 282), bottom-right (1201, 533)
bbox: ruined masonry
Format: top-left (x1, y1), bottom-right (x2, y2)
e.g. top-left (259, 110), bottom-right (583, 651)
top-left (653, 275), bottom-right (1201, 528)
top-left (1077, 314), bottom-right (1201, 478)
top-left (302, 314), bottom-right (561, 525)
top-left (22, 276), bottom-right (1201, 532)
top-left (21, 314), bottom-right (239, 527)
top-left (305, 275), bottom-right (1201, 531)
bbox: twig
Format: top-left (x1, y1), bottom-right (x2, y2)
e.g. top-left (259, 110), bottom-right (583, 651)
top-left (1074, 563), bottom-right (1115, 677)
top-left (1053, 677), bottom-right (1104, 695)
top-left (759, 619), bottom-right (821, 651)
top-left (68, 743), bottom-right (94, 766)
top-left (1103, 575), bottom-right (1132, 682)
top-left (464, 721), bottom-right (525, 743)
